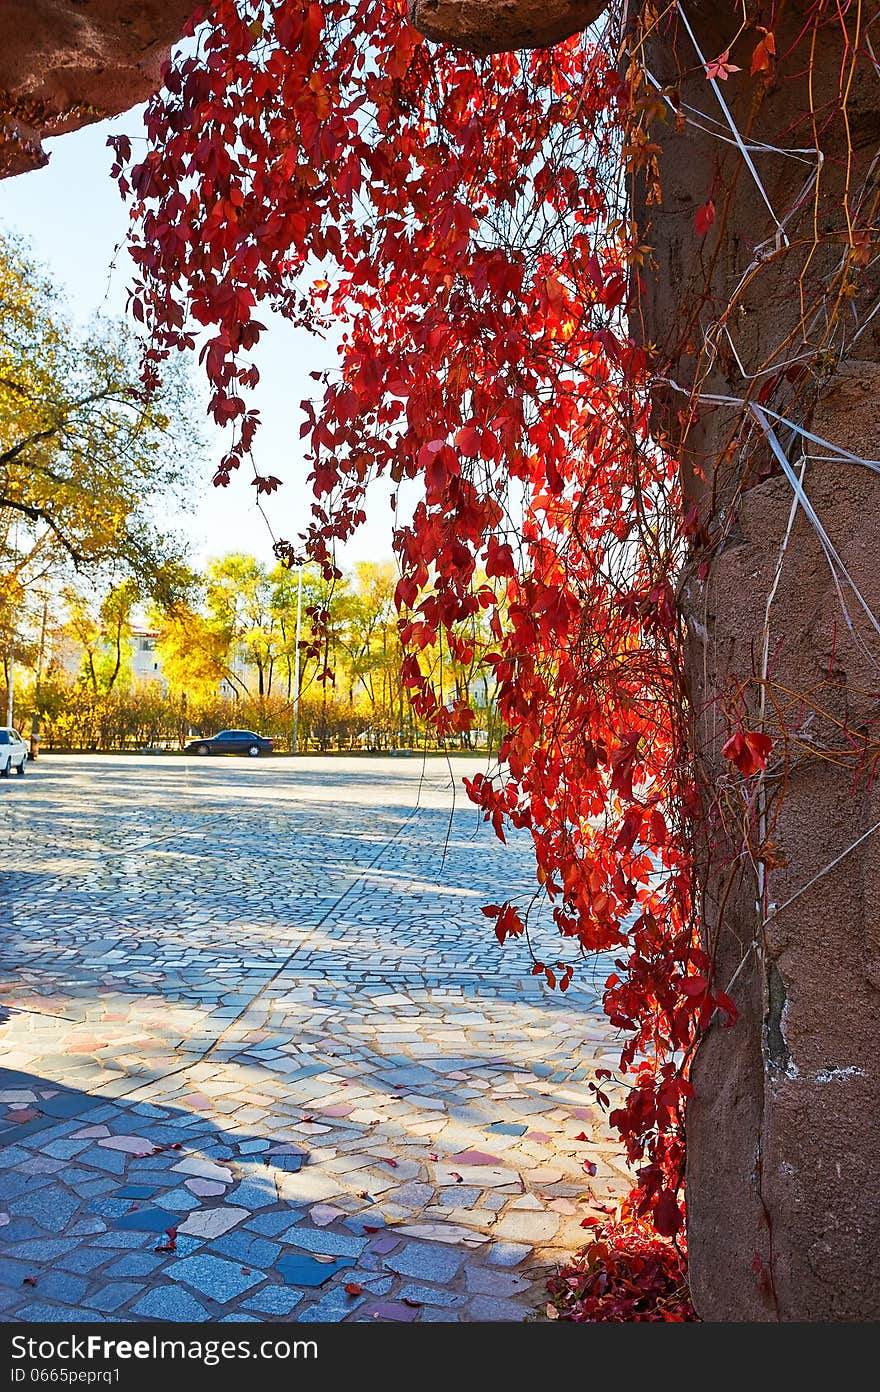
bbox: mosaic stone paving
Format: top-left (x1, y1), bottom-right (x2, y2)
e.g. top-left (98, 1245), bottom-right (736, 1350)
top-left (0, 755), bottom-right (628, 1322)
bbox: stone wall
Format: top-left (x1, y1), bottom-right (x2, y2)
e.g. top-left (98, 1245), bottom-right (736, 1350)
top-left (409, 0), bottom-right (603, 54)
top-left (640, 0), bottom-right (880, 1321)
top-left (683, 362), bottom-right (880, 1320)
top-left (0, 1), bottom-right (192, 176)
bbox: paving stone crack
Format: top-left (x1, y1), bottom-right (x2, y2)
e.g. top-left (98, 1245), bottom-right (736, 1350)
top-left (178, 787), bottom-right (441, 1072)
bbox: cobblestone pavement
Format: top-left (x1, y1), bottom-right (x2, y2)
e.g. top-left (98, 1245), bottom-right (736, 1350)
top-left (0, 755), bottom-right (627, 1323)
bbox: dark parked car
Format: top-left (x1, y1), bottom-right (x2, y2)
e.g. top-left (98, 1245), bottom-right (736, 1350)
top-left (186, 730), bottom-right (274, 757)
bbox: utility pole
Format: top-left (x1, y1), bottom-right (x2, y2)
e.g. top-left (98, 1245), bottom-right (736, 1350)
top-left (30, 592), bottom-right (48, 759)
top-left (292, 565), bottom-right (303, 754)
top-left (6, 518), bottom-right (18, 730)
top-left (4, 647), bottom-right (12, 728)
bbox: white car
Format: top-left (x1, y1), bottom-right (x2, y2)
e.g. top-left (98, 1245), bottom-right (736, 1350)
top-left (0, 727), bottom-right (28, 777)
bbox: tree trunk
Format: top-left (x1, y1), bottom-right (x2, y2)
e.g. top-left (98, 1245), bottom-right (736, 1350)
top-left (636, 0), bottom-right (880, 1321)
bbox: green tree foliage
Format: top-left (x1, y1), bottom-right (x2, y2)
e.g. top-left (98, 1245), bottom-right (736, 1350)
top-left (205, 553), bottom-right (279, 698)
top-left (63, 580), bottom-right (138, 695)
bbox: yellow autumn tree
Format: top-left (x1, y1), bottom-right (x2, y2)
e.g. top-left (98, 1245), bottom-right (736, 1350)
top-left (0, 232), bottom-right (199, 600)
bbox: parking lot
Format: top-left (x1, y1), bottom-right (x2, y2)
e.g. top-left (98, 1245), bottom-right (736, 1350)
top-left (0, 754), bottom-right (626, 1321)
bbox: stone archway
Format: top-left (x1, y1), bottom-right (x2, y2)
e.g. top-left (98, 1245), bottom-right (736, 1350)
top-left (0, 1), bottom-right (192, 176)
top-left (4, 0), bottom-right (878, 1320)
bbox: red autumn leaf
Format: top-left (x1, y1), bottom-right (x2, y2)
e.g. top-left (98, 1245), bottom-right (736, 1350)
top-left (252, 474), bottom-right (283, 495)
top-left (344, 1282), bottom-right (363, 1296)
top-left (705, 50), bottom-right (741, 80)
top-left (155, 1225), bottom-right (178, 1253)
top-left (714, 990), bottom-right (739, 1025)
top-left (455, 424), bottom-right (482, 455)
top-left (493, 902), bottom-right (526, 946)
top-left (694, 199), bottom-right (716, 237)
top-left (22, 1277), bottom-right (37, 1287)
top-left (751, 30), bottom-right (776, 74)
top-left (652, 1189), bottom-right (683, 1238)
top-left (722, 729), bottom-right (773, 776)
top-left (582, 1159), bottom-right (597, 1176)
top-left (680, 975), bottom-right (709, 998)
top-left (574, 1132), bottom-right (590, 1141)
top-left (649, 808), bottom-right (667, 845)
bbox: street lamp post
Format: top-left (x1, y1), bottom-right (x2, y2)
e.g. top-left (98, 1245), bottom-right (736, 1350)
top-left (291, 565), bottom-right (303, 754)
top-left (29, 592), bottom-right (48, 759)
top-left (4, 649), bottom-right (12, 728)
top-left (5, 519), bottom-right (18, 730)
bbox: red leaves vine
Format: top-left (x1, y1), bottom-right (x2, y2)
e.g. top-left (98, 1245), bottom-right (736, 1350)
top-left (110, 0), bottom-right (735, 1241)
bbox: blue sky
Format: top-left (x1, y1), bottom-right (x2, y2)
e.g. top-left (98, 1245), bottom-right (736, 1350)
top-left (0, 109), bottom-right (399, 572)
